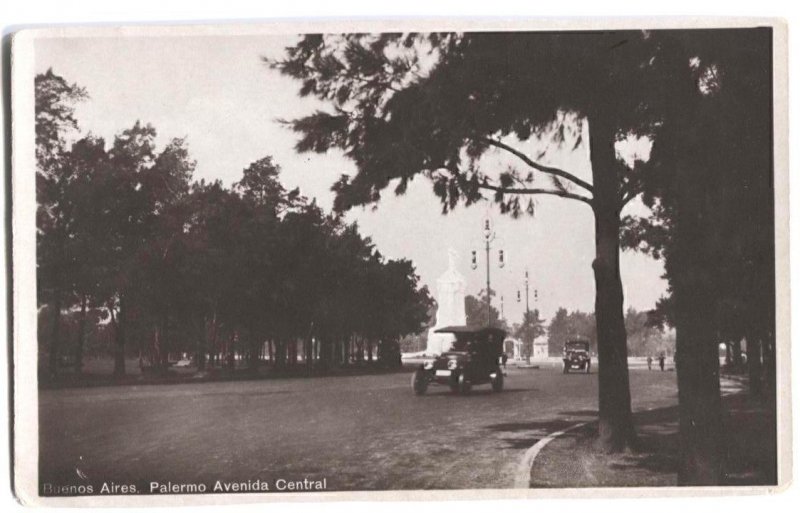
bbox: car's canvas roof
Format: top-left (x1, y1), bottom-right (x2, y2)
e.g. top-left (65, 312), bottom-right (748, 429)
top-left (434, 325), bottom-right (506, 338)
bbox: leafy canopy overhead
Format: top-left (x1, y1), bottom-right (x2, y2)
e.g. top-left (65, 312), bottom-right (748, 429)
top-left (274, 31), bottom-right (669, 215)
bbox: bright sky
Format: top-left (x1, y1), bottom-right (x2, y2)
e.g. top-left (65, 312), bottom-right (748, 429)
top-left (35, 33), bottom-right (668, 325)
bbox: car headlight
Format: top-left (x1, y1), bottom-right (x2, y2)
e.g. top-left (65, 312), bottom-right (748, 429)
top-left (423, 361), bottom-right (434, 370)
top-left (447, 360), bottom-right (458, 370)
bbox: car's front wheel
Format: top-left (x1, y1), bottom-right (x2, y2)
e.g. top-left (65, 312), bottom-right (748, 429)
top-left (491, 370), bottom-right (504, 392)
top-left (449, 377), bottom-right (459, 393)
top-left (457, 372), bottom-right (472, 395)
top-left (412, 369), bottom-right (428, 395)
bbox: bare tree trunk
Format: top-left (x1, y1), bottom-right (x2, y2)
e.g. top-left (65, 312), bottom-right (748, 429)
top-left (588, 114), bottom-right (636, 451)
top-left (74, 294), bottom-right (88, 373)
top-left (305, 337), bottom-right (313, 373)
top-left (763, 335), bottom-right (776, 399)
top-left (210, 318), bottom-right (220, 367)
top-left (290, 339), bottom-right (298, 366)
top-left (48, 294), bottom-right (62, 378)
top-left (196, 329), bottom-right (206, 371)
top-left (160, 312), bottom-right (170, 369)
top-left (249, 338), bottom-right (260, 369)
top-left (746, 331), bottom-right (763, 397)
top-left (227, 332), bottom-right (236, 370)
top-left (357, 337), bottom-right (364, 364)
top-left (732, 338), bottom-right (743, 367)
top-left (112, 297), bottom-right (126, 376)
top-left (275, 338), bottom-right (286, 368)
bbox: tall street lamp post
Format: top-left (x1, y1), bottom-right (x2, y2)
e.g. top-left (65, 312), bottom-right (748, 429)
top-left (518, 270), bottom-right (539, 363)
top-left (517, 269), bottom-right (539, 315)
top-left (471, 216), bottom-right (504, 308)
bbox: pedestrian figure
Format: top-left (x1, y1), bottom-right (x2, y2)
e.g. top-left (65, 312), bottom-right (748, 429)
top-left (658, 354), bottom-right (665, 371)
top-left (647, 355), bottom-right (652, 371)
top-left (501, 352), bottom-right (508, 370)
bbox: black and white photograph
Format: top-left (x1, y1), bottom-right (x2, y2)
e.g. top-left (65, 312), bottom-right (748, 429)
top-left (9, 18), bottom-right (790, 505)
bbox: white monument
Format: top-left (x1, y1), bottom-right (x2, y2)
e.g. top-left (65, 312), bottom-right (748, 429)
top-left (533, 338), bottom-right (549, 360)
top-left (426, 248), bottom-right (467, 355)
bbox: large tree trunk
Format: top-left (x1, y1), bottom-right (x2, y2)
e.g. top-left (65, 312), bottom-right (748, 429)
top-left (74, 294), bottom-right (88, 373)
top-left (672, 123), bottom-right (724, 485)
top-left (588, 115), bottom-right (636, 451)
top-left (674, 293), bottom-right (723, 484)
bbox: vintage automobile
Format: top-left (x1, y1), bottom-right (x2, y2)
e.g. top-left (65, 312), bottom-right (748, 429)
top-left (562, 339), bottom-right (591, 374)
top-left (411, 326), bottom-right (506, 395)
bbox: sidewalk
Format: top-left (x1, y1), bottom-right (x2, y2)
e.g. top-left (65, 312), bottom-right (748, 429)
top-left (529, 389), bottom-right (777, 487)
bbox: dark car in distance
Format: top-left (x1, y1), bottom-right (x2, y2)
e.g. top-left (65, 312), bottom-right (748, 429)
top-left (562, 339), bottom-right (591, 374)
top-left (412, 326), bottom-right (506, 395)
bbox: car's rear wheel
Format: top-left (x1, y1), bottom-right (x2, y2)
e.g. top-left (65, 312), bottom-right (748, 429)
top-left (412, 369), bottom-right (428, 395)
top-left (457, 372), bottom-right (471, 394)
top-left (491, 370), bottom-right (504, 392)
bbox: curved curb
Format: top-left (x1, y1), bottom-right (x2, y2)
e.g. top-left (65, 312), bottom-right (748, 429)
top-left (513, 421), bottom-right (591, 489)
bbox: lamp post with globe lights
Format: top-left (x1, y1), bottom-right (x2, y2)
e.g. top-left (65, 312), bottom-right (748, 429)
top-left (471, 216), bottom-right (504, 308)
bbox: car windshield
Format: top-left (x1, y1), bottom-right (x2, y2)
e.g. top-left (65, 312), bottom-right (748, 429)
top-left (449, 338), bottom-right (470, 352)
top-left (447, 333), bottom-right (500, 354)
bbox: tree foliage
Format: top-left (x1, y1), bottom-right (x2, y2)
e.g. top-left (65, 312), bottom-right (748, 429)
top-left (272, 32), bottom-right (668, 215)
top-left (35, 70), bottom-right (433, 377)
top-left (464, 294), bottom-right (502, 329)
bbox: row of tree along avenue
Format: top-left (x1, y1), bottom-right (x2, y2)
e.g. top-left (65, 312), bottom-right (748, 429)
top-left (36, 69), bottom-right (433, 381)
top-left (274, 29), bottom-right (775, 484)
top-left (457, 294), bottom-right (676, 359)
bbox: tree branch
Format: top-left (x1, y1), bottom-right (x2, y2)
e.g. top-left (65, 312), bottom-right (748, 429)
top-left (483, 137), bottom-right (594, 193)
top-left (621, 189), bottom-right (639, 207)
top-left (477, 181), bottom-right (593, 207)
top-left (619, 180), bottom-right (642, 207)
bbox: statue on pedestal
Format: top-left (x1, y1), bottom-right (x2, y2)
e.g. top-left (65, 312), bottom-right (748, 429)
top-left (426, 248), bottom-right (467, 355)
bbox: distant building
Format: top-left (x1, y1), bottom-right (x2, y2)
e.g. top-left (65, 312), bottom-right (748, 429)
top-left (533, 338), bottom-right (548, 360)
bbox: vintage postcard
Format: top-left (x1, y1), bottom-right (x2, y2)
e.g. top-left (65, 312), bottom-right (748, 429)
top-left (9, 18), bottom-right (790, 506)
